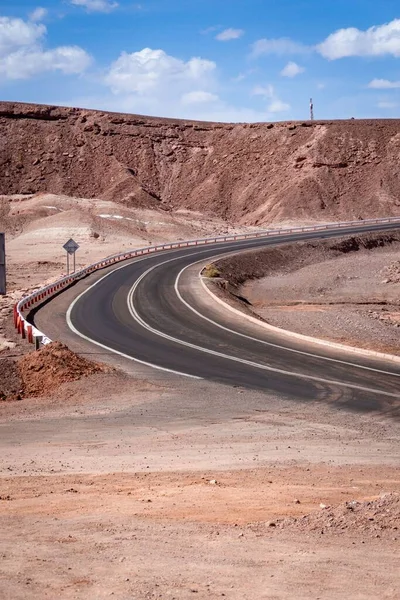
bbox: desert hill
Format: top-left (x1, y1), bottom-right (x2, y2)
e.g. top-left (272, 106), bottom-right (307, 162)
top-left (1, 101), bottom-right (400, 225)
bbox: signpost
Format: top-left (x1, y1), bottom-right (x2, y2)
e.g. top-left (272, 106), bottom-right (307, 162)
top-left (0, 233), bottom-right (5, 295)
top-left (63, 238), bottom-right (79, 275)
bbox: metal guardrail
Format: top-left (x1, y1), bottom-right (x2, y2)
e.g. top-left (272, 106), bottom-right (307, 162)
top-left (13, 216), bottom-right (400, 348)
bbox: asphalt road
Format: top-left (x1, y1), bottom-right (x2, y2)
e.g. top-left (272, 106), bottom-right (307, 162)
top-left (68, 223), bottom-right (400, 412)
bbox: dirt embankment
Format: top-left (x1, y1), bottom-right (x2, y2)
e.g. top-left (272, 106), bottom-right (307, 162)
top-left (1, 102), bottom-right (400, 225)
top-left (214, 231), bottom-right (400, 286)
top-left (209, 231), bottom-right (400, 354)
top-left (0, 342), bottom-right (108, 401)
top-left (276, 492), bottom-right (400, 536)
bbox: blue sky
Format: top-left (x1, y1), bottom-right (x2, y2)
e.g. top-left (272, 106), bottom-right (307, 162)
top-left (1, 1), bottom-right (400, 121)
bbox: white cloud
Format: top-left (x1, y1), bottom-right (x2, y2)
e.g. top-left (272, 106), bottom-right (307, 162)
top-left (368, 78), bottom-right (400, 89)
top-left (231, 68), bottom-right (257, 83)
top-left (70, 0), bottom-right (118, 13)
top-left (252, 84), bottom-right (275, 98)
top-left (318, 19), bottom-right (400, 59)
top-left (104, 48), bottom-right (216, 94)
top-left (377, 101), bottom-right (398, 109)
top-left (268, 99), bottom-right (291, 113)
top-left (64, 90), bottom-right (283, 123)
top-left (200, 25), bottom-right (221, 35)
top-left (0, 16), bottom-right (91, 79)
top-left (88, 47), bottom-right (288, 122)
top-left (1, 46), bottom-right (92, 79)
top-left (252, 84), bottom-right (290, 112)
top-left (30, 7), bottom-right (48, 22)
top-left (0, 16), bottom-right (45, 55)
top-left (181, 91), bottom-right (219, 105)
top-left (215, 28), bottom-right (244, 41)
top-left (280, 61), bottom-right (305, 78)
top-left (251, 37), bottom-right (309, 57)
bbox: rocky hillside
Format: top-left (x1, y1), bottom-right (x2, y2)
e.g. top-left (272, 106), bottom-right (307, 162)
top-left (1, 101), bottom-right (400, 225)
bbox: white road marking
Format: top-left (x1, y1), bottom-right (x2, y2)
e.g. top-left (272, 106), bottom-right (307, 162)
top-left (67, 241), bottom-right (267, 379)
top-left (174, 260), bottom-right (400, 378)
top-left (67, 259), bottom-right (202, 379)
top-left (127, 258), bottom-right (400, 398)
top-left (66, 232), bottom-right (400, 395)
top-left (66, 238), bottom-right (274, 380)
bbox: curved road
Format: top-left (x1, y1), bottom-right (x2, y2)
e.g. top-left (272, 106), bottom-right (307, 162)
top-left (67, 223), bottom-right (400, 413)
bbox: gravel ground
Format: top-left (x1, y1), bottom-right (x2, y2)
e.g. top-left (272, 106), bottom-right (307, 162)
top-left (1, 372), bottom-right (399, 600)
top-left (243, 250), bottom-right (400, 354)
top-left (215, 232), bottom-right (400, 355)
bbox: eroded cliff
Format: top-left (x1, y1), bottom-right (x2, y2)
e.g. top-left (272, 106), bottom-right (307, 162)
top-left (1, 101), bottom-right (400, 224)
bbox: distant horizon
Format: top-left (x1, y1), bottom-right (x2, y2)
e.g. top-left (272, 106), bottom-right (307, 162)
top-left (3, 98), bottom-right (400, 125)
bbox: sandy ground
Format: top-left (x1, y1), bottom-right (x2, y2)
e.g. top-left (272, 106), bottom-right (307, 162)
top-left (1, 192), bottom-right (259, 295)
top-left (243, 248), bottom-right (400, 355)
top-left (1, 202), bottom-right (400, 598)
top-left (212, 233), bottom-right (400, 356)
top-left (1, 369), bottom-right (399, 600)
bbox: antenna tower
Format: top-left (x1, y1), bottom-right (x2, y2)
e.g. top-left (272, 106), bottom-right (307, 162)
top-left (310, 98), bottom-right (314, 121)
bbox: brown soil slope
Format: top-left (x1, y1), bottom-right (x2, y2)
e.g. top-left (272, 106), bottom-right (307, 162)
top-left (1, 102), bottom-right (400, 225)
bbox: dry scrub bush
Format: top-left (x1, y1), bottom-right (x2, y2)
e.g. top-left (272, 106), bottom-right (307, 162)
top-left (202, 264), bottom-right (220, 278)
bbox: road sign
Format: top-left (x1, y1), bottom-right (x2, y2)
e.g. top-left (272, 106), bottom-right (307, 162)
top-left (0, 233), bottom-right (5, 295)
top-left (63, 238), bottom-right (79, 255)
top-left (63, 238), bottom-right (79, 275)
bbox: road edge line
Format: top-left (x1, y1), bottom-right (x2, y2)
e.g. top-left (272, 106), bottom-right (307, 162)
top-left (199, 272), bottom-right (400, 366)
top-left (173, 261), bottom-right (400, 377)
top-left (66, 258), bottom-right (202, 380)
top-left (126, 257), bottom-right (400, 398)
